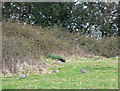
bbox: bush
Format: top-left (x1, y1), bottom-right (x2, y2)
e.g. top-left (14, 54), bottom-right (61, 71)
top-left (77, 36), bottom-right (118, 58)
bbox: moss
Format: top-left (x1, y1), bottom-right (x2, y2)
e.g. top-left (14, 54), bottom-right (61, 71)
top-left (46, 54), bottom-right (63, 59)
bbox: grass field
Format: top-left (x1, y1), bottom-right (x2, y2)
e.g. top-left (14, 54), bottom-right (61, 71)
top-left (2, 57), bottom-right (118, 89)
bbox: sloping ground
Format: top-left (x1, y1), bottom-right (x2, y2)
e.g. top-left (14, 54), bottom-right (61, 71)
top-left (2, 22), bottom-right (118, 76)
top-left (2, 57), bottom-right (118, 89)
top-left (2, 22), bottom-right (86, 75)
top-left (3, 22), bottom-right (118, 58)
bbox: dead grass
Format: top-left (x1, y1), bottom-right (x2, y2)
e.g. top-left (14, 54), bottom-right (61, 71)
top-left (2, 21), bottom-right (118, 75)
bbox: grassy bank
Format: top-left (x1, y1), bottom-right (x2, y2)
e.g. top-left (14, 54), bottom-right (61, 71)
top-left (2, 21), bottom-right (118, 75)
top-left (2, 22), bottom-right (118, 89)
top-left (3, 22), bottom-right (118, 59)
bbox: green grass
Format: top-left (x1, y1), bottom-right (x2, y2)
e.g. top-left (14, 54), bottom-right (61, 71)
top-left (2, 57), bottom-right (118, 89)
top-left (46, 53), bottom-right (63, 59)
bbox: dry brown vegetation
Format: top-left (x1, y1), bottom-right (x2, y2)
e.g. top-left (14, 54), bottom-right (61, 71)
top-left (1, 21), bottom-right (118, 76)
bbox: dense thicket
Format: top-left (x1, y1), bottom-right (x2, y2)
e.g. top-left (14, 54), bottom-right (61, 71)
top-left (3, 22), bottom-right (118, 59)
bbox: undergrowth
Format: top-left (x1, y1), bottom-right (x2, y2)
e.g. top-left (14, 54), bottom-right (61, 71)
top-left (2, 21), bottom-right (118, 75)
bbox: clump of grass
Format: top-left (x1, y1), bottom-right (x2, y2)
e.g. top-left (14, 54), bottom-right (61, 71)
top-left (46, 54), bottom-right (63, 60)
top-left (93, 58), bottom-right (98, 61)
